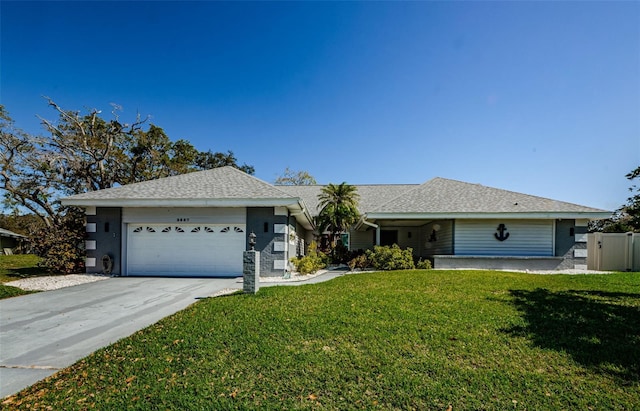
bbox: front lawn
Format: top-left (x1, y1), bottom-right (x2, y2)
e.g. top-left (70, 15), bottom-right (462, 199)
top-left (3, 270), bottom-right (639, 410)
top-left (0, 254), bottom-right (44, 298)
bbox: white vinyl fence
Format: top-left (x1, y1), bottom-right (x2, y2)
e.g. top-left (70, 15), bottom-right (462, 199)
top-left (587, 232), bottom-right (640, 271)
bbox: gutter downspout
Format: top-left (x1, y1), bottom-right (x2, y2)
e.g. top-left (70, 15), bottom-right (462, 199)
top-left (355, 215), bottom-right (380, 246)
top-left (290, 200), bottom-right (315, 231)
top-left (354, 215), bottom-right (379, 231)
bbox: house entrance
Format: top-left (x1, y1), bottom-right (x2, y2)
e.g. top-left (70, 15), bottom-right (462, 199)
top-left (380, 230), bottom-right (398, 246)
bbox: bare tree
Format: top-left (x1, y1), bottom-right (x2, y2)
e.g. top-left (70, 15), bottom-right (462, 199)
top-left (1, 99), bottom-right (254, 272)
top-left (275, 167), bottom-right (317, 185)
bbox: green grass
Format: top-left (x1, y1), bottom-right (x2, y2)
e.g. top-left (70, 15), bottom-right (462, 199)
top-left (0, 254), bottom-right (45, 282)
top-left (3, 270), bottom-right (639, 410)
top-left (0, 254), bottom-right (44, 299)
top-left (0, 283), bottom-right (34, 299)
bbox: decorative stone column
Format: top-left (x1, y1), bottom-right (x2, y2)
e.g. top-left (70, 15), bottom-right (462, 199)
top-left (243, 250), bottom-right (260, 294)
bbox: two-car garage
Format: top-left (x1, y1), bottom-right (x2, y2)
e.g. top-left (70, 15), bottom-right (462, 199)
top-left (61, 167), bottom-right (315, 278)
top-left (124, 208), bottom-right (247, 277)
top-left (126, 224), bottom-right (245, 277)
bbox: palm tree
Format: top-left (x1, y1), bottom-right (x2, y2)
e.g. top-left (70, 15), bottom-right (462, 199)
top-left (316, 182), bottom-right (360, 253)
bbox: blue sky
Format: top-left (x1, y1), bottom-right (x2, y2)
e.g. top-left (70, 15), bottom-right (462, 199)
top-left (1, 1), bottom-right (638, 211)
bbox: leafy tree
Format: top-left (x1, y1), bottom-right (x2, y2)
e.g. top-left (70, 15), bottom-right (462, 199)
top-left (1, 100), bottom-right (253, 225)
top-left (316, 182), bottom-right (360, 254)
top-left (0, 100), bottom-right (254, 271)
top-left (29, 208), bottom-right (86, 273)
top-left (195, 150), bottom-right (254, 175)
top-left (590, 166), bottom-right (640, 233)
top-left (274, 167), bottom-right (317, 185)
top-left (0, 213), bottom-right (44, 237)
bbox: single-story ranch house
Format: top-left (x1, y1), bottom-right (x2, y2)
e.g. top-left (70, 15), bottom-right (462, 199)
top-left (61, 166), bottom-right (610, 277)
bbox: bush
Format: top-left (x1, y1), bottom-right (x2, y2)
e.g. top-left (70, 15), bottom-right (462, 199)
top-left (29, 208), bottom-right (85, 274)
top-left (290, 241), bottom-right (327, 275)
top-left (348, 254), bottom-right (369, 271)
top-left (331, 241), bottom-right (350, 264)
top-left (365, 244), bottom-right (415, 271)
top-left (416, 258), bottom-right (432, 270)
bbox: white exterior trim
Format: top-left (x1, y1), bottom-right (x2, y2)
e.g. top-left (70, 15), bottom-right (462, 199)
top-left (122, 207), bottom-right (245, 224)
top-left (575, 233), bottom-right (588, 243)
top-left (62, 198), bottom-right (300, 208)
top-left (574, 249), bottom-right (588, 258)
top-left (552, 219), bottom-right (556, 257)
top-left (365, 212), bottom-right (610, 220)
top-left (274, 206), bottom-right (288, 216)
top-left (63, 198), bottom-right (314, 231)
top-left (273, 241), bottom-right (286, 252)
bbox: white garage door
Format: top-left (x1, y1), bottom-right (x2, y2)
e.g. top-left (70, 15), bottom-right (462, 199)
top-left (127, 224), bottom-right (246, 277)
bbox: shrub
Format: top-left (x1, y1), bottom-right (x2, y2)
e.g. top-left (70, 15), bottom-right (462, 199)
top-left (332, 241), bottom-right (350, 264)
top-left (365, 244), bottom-right (415, 271)
top-left (416, 258), bottom-right (432, 270)
top-left (29, 208), bottom-right (85, 274)
top-left (290, 241), bottom-right (327, 275)
top-left (348, 254), bottom-right (369, 271)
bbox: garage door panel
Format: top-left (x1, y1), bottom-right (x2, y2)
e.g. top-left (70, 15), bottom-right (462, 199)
top-left (127, 224), bottom-right (245, 277)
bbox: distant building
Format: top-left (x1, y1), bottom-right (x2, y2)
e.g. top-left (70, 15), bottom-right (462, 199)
top-left (0, 228), bottom-right (27, 255)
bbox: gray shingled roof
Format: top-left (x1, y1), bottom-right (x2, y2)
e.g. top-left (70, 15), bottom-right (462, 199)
top-left (62, 168), bottom-right (607, 217)
top-left (369, 177), bottom-right (607, 214)
top-left (63, 166), bottom-right (297, 202)
top-left (278, 184), bottom-right (417, 216)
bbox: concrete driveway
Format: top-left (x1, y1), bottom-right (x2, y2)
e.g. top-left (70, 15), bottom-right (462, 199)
top-left (0, 276), bottom-right (241, 398)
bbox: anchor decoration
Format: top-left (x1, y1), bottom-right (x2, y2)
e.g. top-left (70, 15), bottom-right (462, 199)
top-left (494, 224), bottom-right (510, 241)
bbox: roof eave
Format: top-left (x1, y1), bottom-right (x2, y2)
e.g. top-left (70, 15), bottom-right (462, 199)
top-left (60, 198), bottom-right (303, 208)
top-left (365, 211), bottom-right (612, 220)
top-left (287, 200), bottom-right (315, 231)
top-left (61, 197), bottom-right (318, 230)
top-left (0, 233), bottom-right (27, 239)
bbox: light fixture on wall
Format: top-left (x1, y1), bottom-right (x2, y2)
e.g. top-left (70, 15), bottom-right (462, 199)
top-left (429, 223), bottom-right (440, 242)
